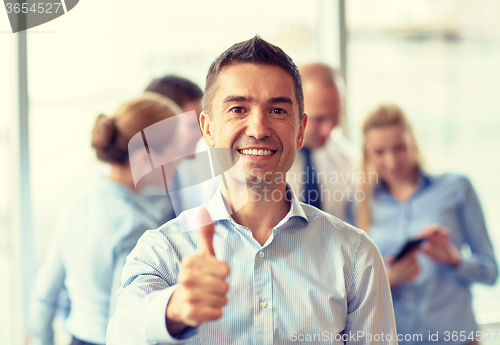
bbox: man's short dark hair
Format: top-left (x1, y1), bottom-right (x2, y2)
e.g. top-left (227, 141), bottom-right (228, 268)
top-left (204, 36), bottom-right (304, 121)
top-left (145, 75), bottom-right (203, 108)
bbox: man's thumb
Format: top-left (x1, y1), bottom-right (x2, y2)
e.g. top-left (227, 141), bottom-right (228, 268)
top-left (196, 207), bottom-right (215, 256)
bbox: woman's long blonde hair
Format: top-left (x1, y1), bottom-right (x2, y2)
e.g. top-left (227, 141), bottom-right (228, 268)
top-left (357, 104), bottom-right (425, 231)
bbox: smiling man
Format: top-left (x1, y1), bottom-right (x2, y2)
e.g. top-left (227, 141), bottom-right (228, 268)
top-left (107, 36), bottom-right (397, 345)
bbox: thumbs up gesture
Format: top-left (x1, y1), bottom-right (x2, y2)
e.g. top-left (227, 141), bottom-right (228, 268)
top-left (166, 208), bottom-right (230, 334)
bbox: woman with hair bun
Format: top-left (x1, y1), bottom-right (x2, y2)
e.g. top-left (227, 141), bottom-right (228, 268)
top-left (359, 104), bottom-right (498, 345)
top-left (29, 93), bottom-right (185, 345)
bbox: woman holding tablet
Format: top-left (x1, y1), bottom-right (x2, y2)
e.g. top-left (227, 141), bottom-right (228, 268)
top-left (358, 104), bottom-right (498, 345)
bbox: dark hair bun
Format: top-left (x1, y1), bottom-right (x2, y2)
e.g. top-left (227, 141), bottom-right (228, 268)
top-left (91, 95), bottom-right (181, 165)
top-left (91, 114), bottom-right (116, 150)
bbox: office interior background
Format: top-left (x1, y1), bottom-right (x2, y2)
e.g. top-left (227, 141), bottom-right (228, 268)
top-left (1, 0), bottom-right (500, 344)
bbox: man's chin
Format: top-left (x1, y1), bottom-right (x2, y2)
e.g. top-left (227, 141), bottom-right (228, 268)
top-left (245, 170), bottom-right (284, 186)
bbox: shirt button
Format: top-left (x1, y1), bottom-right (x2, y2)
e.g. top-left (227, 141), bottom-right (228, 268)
top-left (259, 299), bottom-right (268, 308)
top-left (258, 251), bottom-right (265, 259)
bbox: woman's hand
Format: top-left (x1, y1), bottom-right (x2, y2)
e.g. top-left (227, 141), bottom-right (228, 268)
top-left (386, 252), bottom-right (420, 288)
top-left (418, 224), bottom-right (461, 267)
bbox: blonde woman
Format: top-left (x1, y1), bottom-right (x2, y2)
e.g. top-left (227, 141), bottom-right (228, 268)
top-left (359, 104), bottom-right (498, 345)
top-left (29, 93), bottom-right (184, 345)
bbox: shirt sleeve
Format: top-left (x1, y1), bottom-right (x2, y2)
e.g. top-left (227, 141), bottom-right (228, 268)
top-left (106, 229), bottom-right (198, 345)
top-left (107, 220), bottom-right (155, 323)
top-left (453, 177), bottom-right (499, 285)
top-left (107, 251), bottom-right (127, 323)
top-left (28, 232), bottom-right (66, 345)
top-left (344, 232), bottom-right (399, 345)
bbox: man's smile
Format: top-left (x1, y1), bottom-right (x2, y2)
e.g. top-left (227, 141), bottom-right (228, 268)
top-left (237, 148), bottom-right (276, 156)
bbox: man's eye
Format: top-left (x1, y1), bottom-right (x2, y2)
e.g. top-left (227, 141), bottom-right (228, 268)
top-left (230, 107), bottom-right (244, 114)
top-left (272, 108), bottom-right (286, 115)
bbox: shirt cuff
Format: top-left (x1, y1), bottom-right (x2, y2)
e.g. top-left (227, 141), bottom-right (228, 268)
top-left (145, 285), bottom-right (199, 344)
top-left (453, 256), bottom-right (480, 283)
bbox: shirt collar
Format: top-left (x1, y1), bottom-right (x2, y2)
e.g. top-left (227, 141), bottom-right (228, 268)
top-left (285, 184), bottom-right (309, 222)
top-left (418, 169), bottom-right (433, 188)
top-left (373, 168), bottom-right (433, 197)
top-left (204, 183), bottom-right (309, 224)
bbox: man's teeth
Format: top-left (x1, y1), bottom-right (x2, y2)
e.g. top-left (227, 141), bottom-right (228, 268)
top-left (239, 149), bottom-right (274, 156)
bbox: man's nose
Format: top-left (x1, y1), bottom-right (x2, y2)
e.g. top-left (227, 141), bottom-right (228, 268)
top-left (320, 124), bottom-right (333, 140)
top-left (245, 111), bottom-right (272, 140)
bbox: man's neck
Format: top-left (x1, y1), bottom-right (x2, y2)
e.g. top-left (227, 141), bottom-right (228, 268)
top-left (222, 182), bottom-right (290, 246)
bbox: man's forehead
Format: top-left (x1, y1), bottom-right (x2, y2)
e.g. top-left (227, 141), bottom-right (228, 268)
top-left (214, 63), bottom-right (296, 100)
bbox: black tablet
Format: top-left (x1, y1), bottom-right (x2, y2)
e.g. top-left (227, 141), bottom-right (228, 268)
top-left (394, 238), bottom-right (425, 261)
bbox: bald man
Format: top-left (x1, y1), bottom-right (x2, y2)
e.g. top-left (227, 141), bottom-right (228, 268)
top-left (286, 62), bottom-right (358, 223)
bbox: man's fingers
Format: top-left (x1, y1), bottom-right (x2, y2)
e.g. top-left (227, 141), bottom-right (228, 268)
top-left (185, 289), bottom-right (229, 307)
top-left (182, 255), bottom-right (230, 278)
top-left (179, 270), bottom-right (230, 294)
top-left (169, 208), bottom-right (230, 329)
top-left (196, 208), bottom-right (216, 257)
top-left (182, 305), bottom-right (224, 326)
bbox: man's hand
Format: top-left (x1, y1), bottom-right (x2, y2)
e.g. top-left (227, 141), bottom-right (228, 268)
top-left (418, 224), bottom-right (461, 267)
top-left (386, 252), bottom-right (420, 288)
top-left (166, 208), bottom-right (230, 336)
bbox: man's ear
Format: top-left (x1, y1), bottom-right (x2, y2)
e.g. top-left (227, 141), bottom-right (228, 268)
top-left (296, 113), bottom-right (308, 150)
top-left (200, 111), bottom-right (215, 147)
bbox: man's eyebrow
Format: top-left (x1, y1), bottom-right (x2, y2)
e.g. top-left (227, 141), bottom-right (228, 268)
top-left (223, 95), bottom-right (254, 103)
top-left (268, 97), bottom-right (293, 105)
